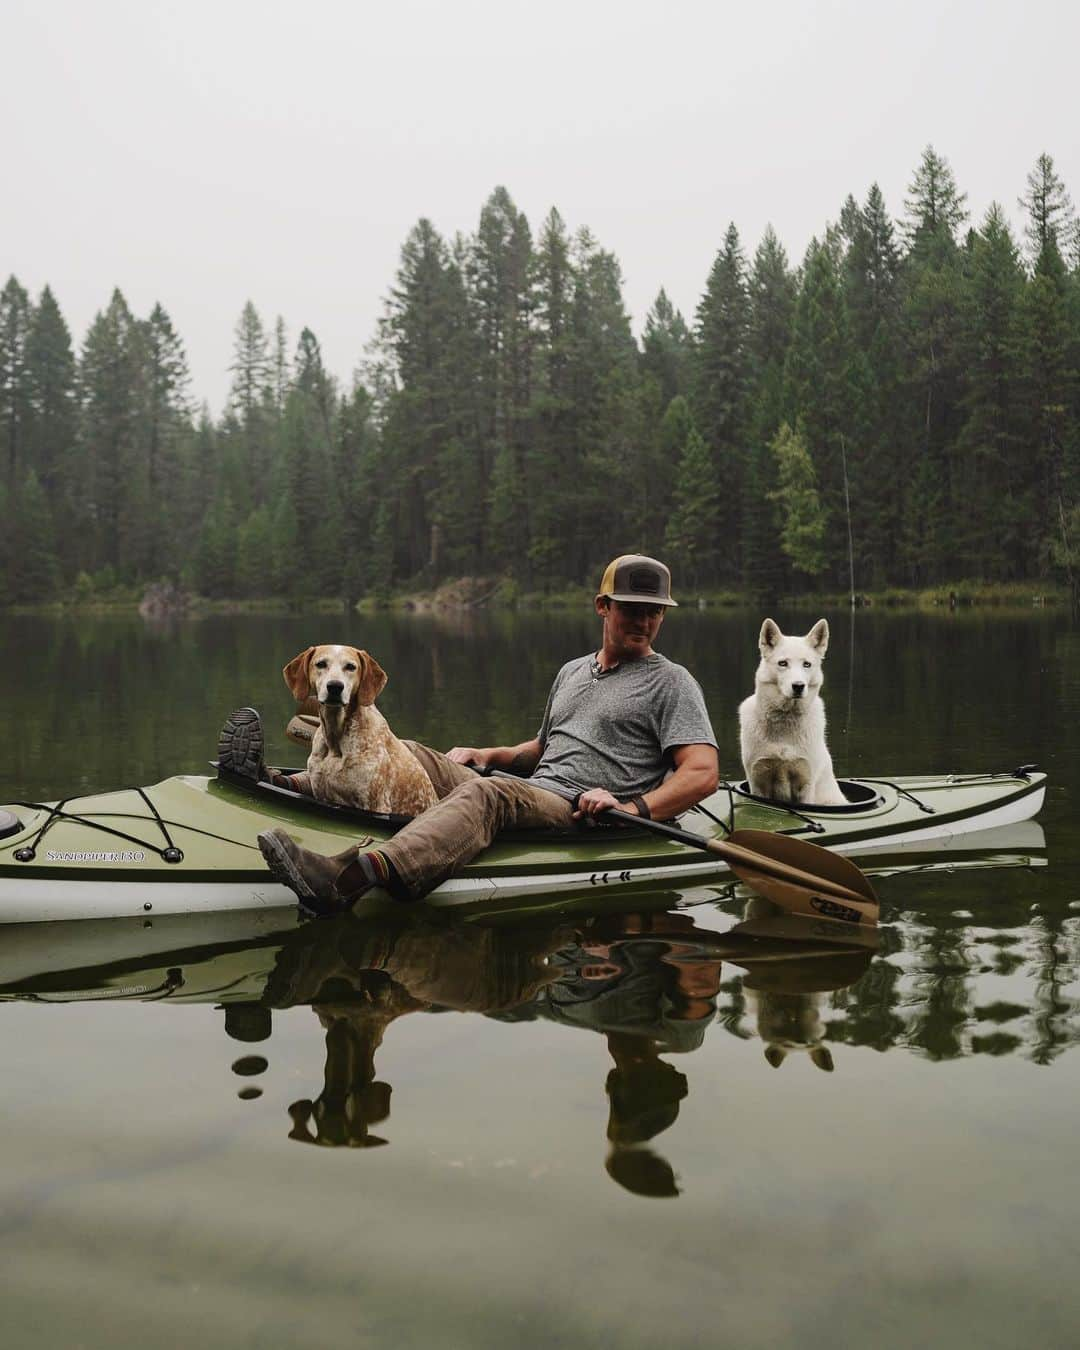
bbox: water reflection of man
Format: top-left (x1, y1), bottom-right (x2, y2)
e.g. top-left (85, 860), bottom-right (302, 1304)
top-left (495, 913), bottom-right (725, 1198)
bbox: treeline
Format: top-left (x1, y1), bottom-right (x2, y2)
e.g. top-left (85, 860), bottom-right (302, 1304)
top-left (2, 146), bottom-right (1079, 604)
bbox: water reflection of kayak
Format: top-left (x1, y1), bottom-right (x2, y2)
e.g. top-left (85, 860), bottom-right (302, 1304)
top-left (0, 904), bottom-right (874, 1012)
top-left (0, 765), bottom-right (1046, 923)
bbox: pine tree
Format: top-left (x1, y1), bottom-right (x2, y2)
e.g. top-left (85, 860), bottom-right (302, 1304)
top-left (380, 218), bottom-right (479, 578)
top-left (468, 186), bottom-right (533, 482)
top-left (526, 208), bottom-right (576, 582)
top-left (743, 227), bottom-right (797, 591)
top-left (841, 185), bottom-right (905, 586)
top-left (900, 148), bottom-right (969, 582)
top-left (77, 289), bottom-right (145, 576)
top-left (955, 204), bottom-right (1030, 576)
top-left (194, 486), bottom-right (237, 596)
top-left (6, 470), bottom-right (61, 601)
top-left (783, 236), bottom-right (864, 585)
top-left (693, 224), bottom-right (750, 578)
top-left (272, 316), bottom-right (291, 413)
top-left (227, 301), bottom-right (273, 508)
top-left (235, 504), bottom-right (274, 597)
top-left (769, 421), bottom-right (827, 577)
top-left (282, 328), bottom-right (341, 590)
top-left (1019, 152), bottom-right (1075, 263)
top-left (0, 276), bottom-right (32, 488)
top-left (904, 145), bottom-right (968, 257)
top-left (139, 302), bottom-right (192, 575)
top-left (665, 424), bottom-right (720, 587)
top-left (571, 232), bottom-right (641, 577)
top-left (24, 286), bottom-right (76, 491)
top-left (641, 289), bottom-right (691, 407)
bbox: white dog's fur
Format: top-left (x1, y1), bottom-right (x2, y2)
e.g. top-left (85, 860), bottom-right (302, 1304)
top-left (738, 618), bottom-right (847, 807)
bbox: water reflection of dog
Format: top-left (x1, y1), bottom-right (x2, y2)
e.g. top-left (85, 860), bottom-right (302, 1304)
top-left (262, 913), bottom-right (572, 1147)
top-left (736, 904), bottom-right (877, 1071)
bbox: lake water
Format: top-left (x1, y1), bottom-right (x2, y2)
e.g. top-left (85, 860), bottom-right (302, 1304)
top-left (1, 607), bottom-right (1079, 1349)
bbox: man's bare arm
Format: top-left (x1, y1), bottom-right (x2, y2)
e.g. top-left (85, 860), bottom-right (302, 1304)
top-left (446, 738), bottom-right (543, 775)
top-left (574, 743), bottom-right (719, 821)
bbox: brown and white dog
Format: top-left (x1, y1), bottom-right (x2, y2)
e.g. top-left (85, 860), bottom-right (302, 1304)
top-left (283, 644), bottom-right (437, 816)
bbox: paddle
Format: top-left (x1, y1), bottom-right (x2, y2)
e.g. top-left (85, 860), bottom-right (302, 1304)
top-left (601, 807), bottom-right (880, 926)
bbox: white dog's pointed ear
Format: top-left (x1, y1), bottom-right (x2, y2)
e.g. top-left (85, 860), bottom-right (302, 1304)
top-left (806, 619), bottom-right (829, 655)
top-left (759, 618), bottom-right (782, 651)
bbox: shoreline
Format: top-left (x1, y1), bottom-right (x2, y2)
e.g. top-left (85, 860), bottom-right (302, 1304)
top-left (1, 579), bottom-right (1068, 618)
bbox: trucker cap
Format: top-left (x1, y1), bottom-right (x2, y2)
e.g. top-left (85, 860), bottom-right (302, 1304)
top-left (597, 555), bottom-right (678, 606)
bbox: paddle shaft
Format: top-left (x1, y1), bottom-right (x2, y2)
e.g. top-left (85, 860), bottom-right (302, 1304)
top-left (603, 808), bottom-right (873, 910)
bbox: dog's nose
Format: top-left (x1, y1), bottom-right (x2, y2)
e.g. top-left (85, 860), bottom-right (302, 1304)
top-left (325, 680), bottom-right (345, 700)
top-left (791, 683), bottom-right (805, 697)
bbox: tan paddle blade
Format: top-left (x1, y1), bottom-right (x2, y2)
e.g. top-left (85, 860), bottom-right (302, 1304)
top-left (732, 830), bottom-right (879, 905)
top-left (712, 830), bottom-right (879, 927)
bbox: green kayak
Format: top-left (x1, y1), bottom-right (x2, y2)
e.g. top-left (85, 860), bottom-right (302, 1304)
top-left (0, 764), bottom-right (1046, 923)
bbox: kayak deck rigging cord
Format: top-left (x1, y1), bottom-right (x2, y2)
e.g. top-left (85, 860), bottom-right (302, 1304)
top-left (12, 788), bottom-right (184, 864)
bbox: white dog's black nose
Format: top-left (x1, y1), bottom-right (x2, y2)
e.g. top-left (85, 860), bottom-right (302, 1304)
top-left (324, 680), bottom-right (345, 702)
top-left (791, 682), bottom-right (805, 697)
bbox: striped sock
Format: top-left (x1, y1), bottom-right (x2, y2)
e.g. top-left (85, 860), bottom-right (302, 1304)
top-left (360, 849), bottom-right (410, 901)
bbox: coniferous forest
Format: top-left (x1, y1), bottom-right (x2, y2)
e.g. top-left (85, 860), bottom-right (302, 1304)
top-left (2, 146), bottom-right (1079, 606)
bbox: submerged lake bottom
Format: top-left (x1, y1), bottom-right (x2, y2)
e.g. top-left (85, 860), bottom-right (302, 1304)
top-left (1, 607), bottom-right (1079, 1348)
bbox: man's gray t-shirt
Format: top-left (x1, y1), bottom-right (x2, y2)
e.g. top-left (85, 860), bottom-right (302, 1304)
top-left (529, 653), bottom-right (717, 802)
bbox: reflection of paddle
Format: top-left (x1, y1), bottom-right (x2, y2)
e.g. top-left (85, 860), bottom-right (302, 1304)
top-left (602, 808), bottom-right (879, 926)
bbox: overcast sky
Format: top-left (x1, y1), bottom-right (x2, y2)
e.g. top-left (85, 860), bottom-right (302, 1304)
top-left (4, 0), bottom-right (1078, 412)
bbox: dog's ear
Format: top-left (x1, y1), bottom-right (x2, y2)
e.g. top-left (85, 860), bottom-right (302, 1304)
top-left (763, 1044), bottom-right (787, 1068)
top-left (355, 650), bottom-right (388, 706)
top-left (806, 619), bottom-right (829, 655)
top-left (283, 647), bottom-right (316, 701)
top-left (759, 618), bottom-right (782, 651)
top-left (810, 1046), bottom-right (835, 1072)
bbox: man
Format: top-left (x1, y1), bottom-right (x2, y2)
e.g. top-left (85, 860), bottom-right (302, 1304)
top-left (244, 554), bottom-right (719, 914)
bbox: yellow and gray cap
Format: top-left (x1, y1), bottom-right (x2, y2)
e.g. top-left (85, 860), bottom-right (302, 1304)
top-left (597, 554), bottom-right (678, 607)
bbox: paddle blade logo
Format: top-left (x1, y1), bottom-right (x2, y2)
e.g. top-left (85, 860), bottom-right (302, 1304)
top-left (810, 896), bottom-right (862, 924)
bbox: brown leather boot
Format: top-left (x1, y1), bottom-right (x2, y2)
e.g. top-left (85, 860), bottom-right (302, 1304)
top-left (257, 828), bottom-right (381, 917)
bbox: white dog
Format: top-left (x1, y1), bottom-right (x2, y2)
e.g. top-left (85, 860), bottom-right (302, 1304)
top-left (738, 618), bottom-right (847, 806)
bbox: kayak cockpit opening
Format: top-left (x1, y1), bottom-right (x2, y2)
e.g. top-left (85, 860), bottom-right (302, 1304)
top-left (733, 779), bottom-right (886, 814)
top-left (214, 763), bottom-right (656, 842)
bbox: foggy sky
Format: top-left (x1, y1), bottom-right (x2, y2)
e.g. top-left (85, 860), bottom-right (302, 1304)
top-left (4, 0), bottom-right (1078, 412)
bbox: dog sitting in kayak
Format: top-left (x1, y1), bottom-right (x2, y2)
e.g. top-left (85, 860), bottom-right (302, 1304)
top-left (738, 618), bottom-right (847, 807)
top-left (276, 644), bottom-right (437, 815)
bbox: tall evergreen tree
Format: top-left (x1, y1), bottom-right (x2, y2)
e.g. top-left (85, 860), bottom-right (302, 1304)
top-left (743, 227), bottom-right (797, 592)
top-left (841, 185), bottom-right (905, 586)
top-left (23, 285), bottom-right (76, 565)
top-left (641, 289), bottom-right (691, 407)
top-left (139, 302), bottom-right (192, 574)
top-left (665, 423), bottom-right (720, 587)
top-left (226, 300), bottom-right (273, 509)
top-left (0, 276), bottom-right (32, 489)
top-left (693, 224), bottom-right (750, 579)
top-left (784, 236), bottom-right (864, 586)
top-left (769, 421), bottom-right (827, 578)
top-left (525, 208), bottom-right (576, 580)
top-left (901, 148), bottom-right (969, 581)
top-left (955, 204), bottom-right (1030, 576)
top-left (77, 289), bottom-right (145, 576)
